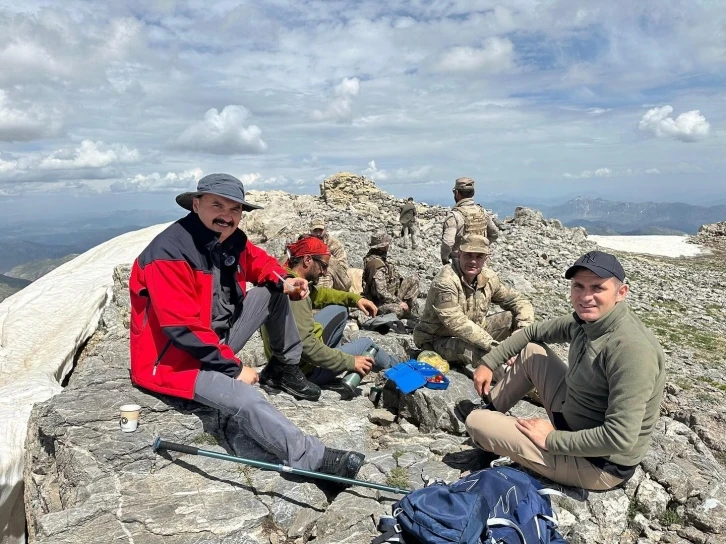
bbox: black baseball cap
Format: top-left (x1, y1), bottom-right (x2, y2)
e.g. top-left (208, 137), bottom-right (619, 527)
top-left (565, 251), bottom-right (625, 282)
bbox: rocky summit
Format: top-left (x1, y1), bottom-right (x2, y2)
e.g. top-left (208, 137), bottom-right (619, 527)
top-left (24, 173), bottom-right (726, 544)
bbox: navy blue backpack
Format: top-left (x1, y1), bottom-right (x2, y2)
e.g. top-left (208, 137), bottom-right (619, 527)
top-left (375, 466), bottom-right (568, 544)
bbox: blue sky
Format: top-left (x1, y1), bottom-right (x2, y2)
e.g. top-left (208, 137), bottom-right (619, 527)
top-left (0, 0), bottom-right (724, 219)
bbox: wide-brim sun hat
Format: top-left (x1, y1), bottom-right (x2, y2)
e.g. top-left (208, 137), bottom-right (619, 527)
top-left (176, 173), bottom-right (263, 212)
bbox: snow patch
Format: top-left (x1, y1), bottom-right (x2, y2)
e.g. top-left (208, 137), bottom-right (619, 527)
top-left (0, 223), bottom-right (169, 544)
top-left (588, 235), bottom-right (709, 258)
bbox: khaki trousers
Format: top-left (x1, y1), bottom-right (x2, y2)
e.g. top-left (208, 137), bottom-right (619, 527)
top-left (465, 342), bottom-right (624, 491)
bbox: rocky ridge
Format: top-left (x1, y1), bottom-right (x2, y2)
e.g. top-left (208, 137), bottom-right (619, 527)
top-left (24, 173), bottom-right (726, 543)
top-left (692, 221), bottom-right (726, 252)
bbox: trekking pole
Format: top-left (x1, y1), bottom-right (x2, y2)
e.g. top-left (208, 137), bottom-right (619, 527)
top-left (153, 437), bottom-right (409, 495)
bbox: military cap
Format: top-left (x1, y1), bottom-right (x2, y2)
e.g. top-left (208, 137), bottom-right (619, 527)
top-left (369, 232), bottom-right (392, 249)
top-left (454, 177), bottom-right (475, 191)
top-left (310, 217), bottom-right (325, 230)
top-left (459, 234), bottom-right (490, 255)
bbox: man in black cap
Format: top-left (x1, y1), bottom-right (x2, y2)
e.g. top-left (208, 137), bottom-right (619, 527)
top-left (129, 173), bottom-right (365, 479)
top-left (462, 250), bottom-right (666, 490)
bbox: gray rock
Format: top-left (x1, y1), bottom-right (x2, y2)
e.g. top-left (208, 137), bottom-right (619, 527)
top-left (22, 175), bottom-right (726, 543)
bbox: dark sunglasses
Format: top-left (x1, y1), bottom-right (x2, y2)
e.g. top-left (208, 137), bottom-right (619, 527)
top-left (312, 256), bottom-right (329, 271)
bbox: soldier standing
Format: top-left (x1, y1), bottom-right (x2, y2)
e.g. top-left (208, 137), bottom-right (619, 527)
top-left (440, 177), bottom-right (498, 264)
top-left (414, 234), bottom-right (534, 370)
top-left (399, 197), bottom-right (418, 249)
top-left (362, 232), bottom-right (420, 318)
top-left (310, 217), bottom-right (352, 292)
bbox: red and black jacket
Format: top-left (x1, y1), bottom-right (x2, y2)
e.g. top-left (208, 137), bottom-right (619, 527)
top-left (129, 213), bottom-right (287, 399)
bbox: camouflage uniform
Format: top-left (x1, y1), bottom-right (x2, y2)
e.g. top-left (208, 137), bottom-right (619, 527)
top-left (362, 233), bottom-right (419, 318)
top-left (314, 232), bottom-right (352, 292)
top-left (441, 198), bottom-right (499, 264)
top-left (399, 200), bottom-right (418, 249)
top-left (413, 260), bottom-right (534, 368)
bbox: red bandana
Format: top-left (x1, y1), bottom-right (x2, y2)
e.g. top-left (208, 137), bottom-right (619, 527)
top-left (286, 235), bottom-right (331, 258)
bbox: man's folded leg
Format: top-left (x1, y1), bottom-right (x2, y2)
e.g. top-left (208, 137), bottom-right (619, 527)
top-left (465, 409), bottom-right (622, 491)
top-left (193, 369), bottom-right (363, 478)
top-left (230, 286), bottom-right (321, 401)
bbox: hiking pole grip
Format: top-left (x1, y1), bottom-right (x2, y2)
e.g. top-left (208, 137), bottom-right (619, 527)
top-left (153, 437), bottom-right (199, 456)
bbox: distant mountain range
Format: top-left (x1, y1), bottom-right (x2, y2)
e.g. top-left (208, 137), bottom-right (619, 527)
top-left (485, 197), bottom-right (726, 235)
top-left (541, 197), bottom-right (726, 235)
top-left (0, 274), bottom-right (31, 303)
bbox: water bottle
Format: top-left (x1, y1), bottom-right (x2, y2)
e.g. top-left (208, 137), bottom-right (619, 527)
top-left (340, 345), bottom-right (378, 396)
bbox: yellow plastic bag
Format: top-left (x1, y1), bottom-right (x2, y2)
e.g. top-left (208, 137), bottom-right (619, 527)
top-left (417, 350), bottom-right (450, 374)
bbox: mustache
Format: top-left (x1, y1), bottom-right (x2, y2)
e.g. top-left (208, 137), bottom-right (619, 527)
top-left (213, 218), bottom-right (235, 227)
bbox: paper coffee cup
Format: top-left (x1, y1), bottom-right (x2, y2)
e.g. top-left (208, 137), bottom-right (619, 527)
top-left (119, 404), bottom-right (141, 432)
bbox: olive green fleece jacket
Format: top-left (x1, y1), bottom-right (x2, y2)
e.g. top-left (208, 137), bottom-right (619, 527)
top-left (261, 272), bottom-right (362, 373)
top-left (482, 302), bottom-right (666, 467)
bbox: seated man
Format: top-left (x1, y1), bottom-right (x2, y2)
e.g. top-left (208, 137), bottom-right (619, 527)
top-left (362, 232), bottom-right (419, 318)
top-left (261, 236), bottom-right (399, 390)
top-left (309, 217), bottom-right (352, 292)
top-left (129, 173), bottom-right (364, 479)
top-left (465, 251), bottom-right (666, 491)
top-left (414, 234), bottom-right (534, 371)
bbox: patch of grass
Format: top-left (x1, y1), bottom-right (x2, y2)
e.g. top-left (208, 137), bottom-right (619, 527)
top-left (696, 392), bottom-right (718, 404)
top-left (386, 466), bottom-right (409, 490)
top-left (191, 432), bottom-right (220, 446)
top-left (236, 465), bottom-right (254, 487)
top-left (705, 304), bottom-right (723, 318)
top-left (640, 314), bottom-right (726, 362)
top-left (674, 378), bottom-right (694, 391)
top-left (659, 507), bottom-right (683, 527)
top-left (627, 499), bottom-right (646, 520)
top-left (696, 376), bottom-right (726, 393)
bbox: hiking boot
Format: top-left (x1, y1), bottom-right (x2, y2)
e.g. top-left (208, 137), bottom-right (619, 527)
top-left (454, 398), bottom-right (496, 423)
top-left (260, 359), bottom-right (321, 401)
top-left (319, 448), bottom-right (365, 479)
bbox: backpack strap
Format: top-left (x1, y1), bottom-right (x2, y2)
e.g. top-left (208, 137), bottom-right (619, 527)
top-left (537, 488), bottom-right (567, 499)
top-left (486, 518), bottom-right (528, 544)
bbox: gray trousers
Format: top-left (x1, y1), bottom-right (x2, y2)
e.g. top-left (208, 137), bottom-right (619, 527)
top-left (193, 286), bottom-right (325, 470)
top-left (307, 305), bottom-right (400, 385)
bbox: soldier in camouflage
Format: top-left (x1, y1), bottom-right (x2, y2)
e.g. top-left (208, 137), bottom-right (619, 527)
top-left (440, 177), bottom-right (499, 264)
top-left (310, 217), bottom-right (352, 292)
top-left (362, 232), bottom-right (420, 318)
top-left (414, 234), bottom-right (534, 370)
top-left (399, 197), bottom-right (418, 249)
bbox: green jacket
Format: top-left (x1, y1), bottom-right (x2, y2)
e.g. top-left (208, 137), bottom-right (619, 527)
top-left (262, 271), bottom-right (362, 373)
top-left (483, 302), bottom-right (665, 467)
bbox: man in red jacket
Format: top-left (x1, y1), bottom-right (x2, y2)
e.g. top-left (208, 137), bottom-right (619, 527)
top-left (129, 173), bottom-right (364, 478)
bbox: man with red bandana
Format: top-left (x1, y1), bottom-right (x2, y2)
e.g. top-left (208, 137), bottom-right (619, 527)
top-left (129, 173), bottom-right (365, 479)
top-left (260, 236), bottom-right (400, 394)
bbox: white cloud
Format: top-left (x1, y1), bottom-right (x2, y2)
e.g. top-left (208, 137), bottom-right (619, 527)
top-left (564, 168), bottom-right (612, 179)
top-left (363, 160), bottom-right (432, 183)
top-left (362, 160), bottom-right (388, 181)
top-left (110, 168), bottom-right (204, 193)
top-left (645, 168), bottom-right (660, 175)
top-left (241, 173), bottom-right (307, 188)
top-left (0, 158), bottom-right (18, 174)
top-left (177, 105), bottom-right (267, 154)
top-left (638, 106), bottom-right (710, 142)
top-left (39, 140), bottom-right (140, 170)
top-left (0, 91), bottom-right (62, 141)
top-left (311, 77), bottom-right (360, 122)
top-left (436, 37), bottom-right (514, 73)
